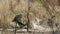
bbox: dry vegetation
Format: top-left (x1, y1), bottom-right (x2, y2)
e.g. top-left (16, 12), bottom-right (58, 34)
top-left (0, 0), bottom-right (60, 33)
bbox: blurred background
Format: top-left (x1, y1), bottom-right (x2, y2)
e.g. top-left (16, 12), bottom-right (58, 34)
top-left (0, 0), bottom-right (60, 34)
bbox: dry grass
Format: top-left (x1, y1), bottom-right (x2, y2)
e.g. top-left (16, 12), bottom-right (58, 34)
top-left (0, 0), bottom-right (60, 32)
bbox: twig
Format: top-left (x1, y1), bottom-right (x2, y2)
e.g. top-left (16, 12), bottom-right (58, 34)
top-left (14, 23), bottom-right (17, 34)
